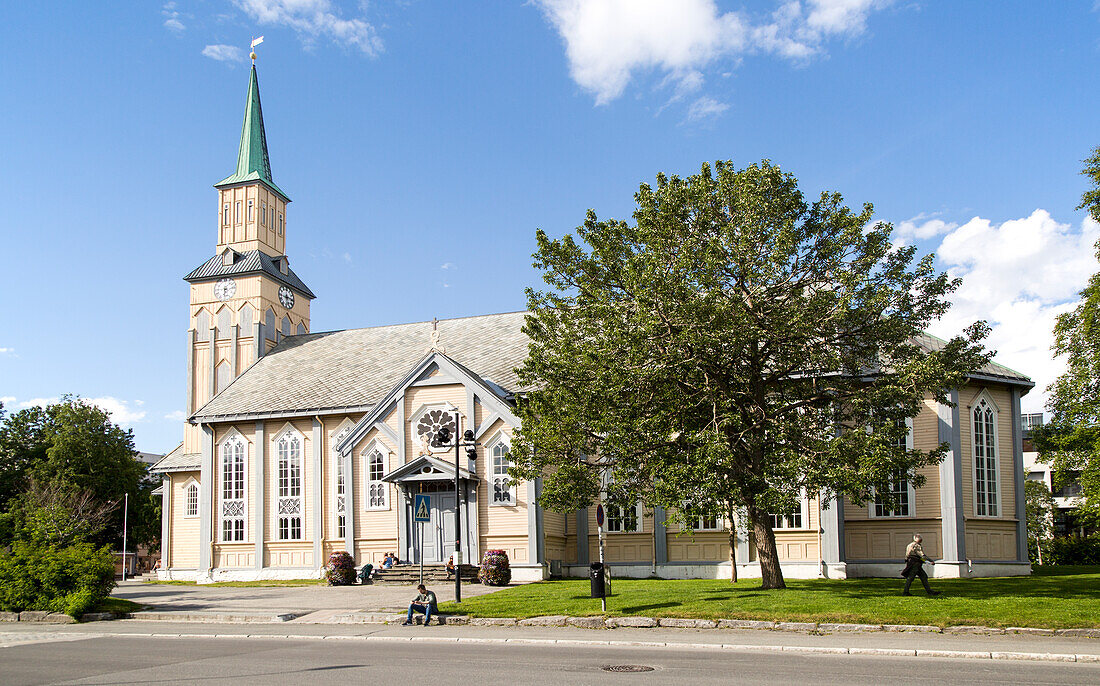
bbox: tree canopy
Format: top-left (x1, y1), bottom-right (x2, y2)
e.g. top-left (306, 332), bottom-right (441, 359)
top-left (512, 160), bottom-right (990, 589)
top-left (0, 397), bottom-right (159, 549)
top-left (1032, 149), bottom-right (1100, 527)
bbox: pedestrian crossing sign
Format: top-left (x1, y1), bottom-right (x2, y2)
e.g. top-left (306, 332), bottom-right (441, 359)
top-left (414, 494), bottom-right (431, 522)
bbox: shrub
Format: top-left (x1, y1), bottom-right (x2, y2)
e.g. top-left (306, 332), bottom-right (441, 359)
top-left (324, 551), bottom-right (357, 585)
top-left (1047, 536), bottom-right (1100, 565)
top-left (478, 549), bottom-right (511, 586)
top-left (0, 541), bottom-right (115, 617)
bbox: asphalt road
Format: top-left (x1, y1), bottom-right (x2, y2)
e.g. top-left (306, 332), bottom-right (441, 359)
top-left (2, 633), bottom-right (1099, 686)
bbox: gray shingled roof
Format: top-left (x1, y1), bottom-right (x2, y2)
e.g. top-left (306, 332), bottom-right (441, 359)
top-left (150, 442), bottom-right (201, 473)
top-left (189, 310), bottom-right (1031, 424)
top-left (184, 249), bottom-right (316, 299)
top-left (914, 333), bottom-right (1033, 387)
top-left (191, 311), bottom-right (531, 421)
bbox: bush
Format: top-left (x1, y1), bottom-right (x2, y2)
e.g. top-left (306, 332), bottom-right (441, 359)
top-left (324, 551), bottom-right (357, 585)
top-left (0, 541), bottom-right (115, 617)
top-left (478, 549), bottom-right (511, 586)
top-left (1047, 536), bottom-right (1100, 565)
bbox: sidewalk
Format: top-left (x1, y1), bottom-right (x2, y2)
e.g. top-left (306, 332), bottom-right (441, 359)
top-left (110, 577), bottom-right (504, 616)
top-left (2, 619), bottom-right (1099, 665)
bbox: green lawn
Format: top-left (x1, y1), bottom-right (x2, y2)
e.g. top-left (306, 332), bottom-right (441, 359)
top-left (437, 566), bottom-right (1100, 629)
top-left (91, 597), bottom-right (145, 615)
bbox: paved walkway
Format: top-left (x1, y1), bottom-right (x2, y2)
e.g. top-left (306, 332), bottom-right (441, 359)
top-left (112, 579), bottom-right (507, 615)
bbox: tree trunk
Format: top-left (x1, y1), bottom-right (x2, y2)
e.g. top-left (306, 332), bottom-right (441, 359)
top-left (746, 503), bottom-right (786, 590)
top-left (726, 502), bottom-right (738, 582)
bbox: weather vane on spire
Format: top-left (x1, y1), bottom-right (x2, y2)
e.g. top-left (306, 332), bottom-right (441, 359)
top-left (250, 35), bottom-right (264, 63)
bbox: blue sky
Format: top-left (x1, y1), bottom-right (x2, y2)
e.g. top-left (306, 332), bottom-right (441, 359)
top-left (1, 1), bottom-right (1098, 452)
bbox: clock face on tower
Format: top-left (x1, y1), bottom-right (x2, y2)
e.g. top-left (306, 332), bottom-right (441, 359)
top-left (279, 286), bottom-right (295, 309)
top-left (214, 278), bottom-right (236, 301)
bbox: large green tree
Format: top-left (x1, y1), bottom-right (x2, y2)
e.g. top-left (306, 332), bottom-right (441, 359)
top-left (513, 160), bottom-right (990, 589)
top-left (1032, 148), bottom-right (1100, 527)
top-left (0, 397), bottom-right (158, 550)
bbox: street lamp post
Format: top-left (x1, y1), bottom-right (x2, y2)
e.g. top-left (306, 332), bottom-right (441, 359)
top-left (436, 419), bottom-right (478, 604)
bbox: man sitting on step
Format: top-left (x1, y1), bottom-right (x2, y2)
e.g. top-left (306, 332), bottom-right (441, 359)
top-left (403, 584), bottom-right (438, 626)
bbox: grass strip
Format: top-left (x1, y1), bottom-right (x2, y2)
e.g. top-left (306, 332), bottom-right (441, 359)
top-left (437, 566), bottom-right (1100, 629)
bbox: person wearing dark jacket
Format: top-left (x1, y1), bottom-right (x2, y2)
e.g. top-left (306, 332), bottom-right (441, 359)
top-left (901, 534), bottom-right (941, 596)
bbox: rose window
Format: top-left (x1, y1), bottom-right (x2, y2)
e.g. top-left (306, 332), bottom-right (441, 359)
top-left (416, 409), bottom-right (457, 447)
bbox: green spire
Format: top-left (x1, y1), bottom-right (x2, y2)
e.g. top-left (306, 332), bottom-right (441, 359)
top-left (215, 64), bottom-right (290, 200)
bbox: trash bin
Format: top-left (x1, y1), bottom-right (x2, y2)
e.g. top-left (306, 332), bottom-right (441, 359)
top-left (589, 561), bottom-right (606, 598)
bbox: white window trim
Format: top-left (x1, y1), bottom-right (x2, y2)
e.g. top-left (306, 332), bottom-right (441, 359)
top-left (217, 429), bottom-right (248, 542)
top-left (362, 438), bottom-right (391, 512)
top-left (274, 425), bottom-right (305, 541)
top-left (606, 502), bottom-right (645, 533)
top-left (870, 417), bottom-right (916, 519)
top-left (331, 420), bottom-right (353, 539)
top-left (486, 431), bottom-right (517, 507)
top-left (183, 478), bottom-right (200, 519)
top-left (971, 391), bottom-right (1002, 518)
top-left (771, 492), bottom-right (811, 530)
top-left (678, 501), bottom-right (723, 531)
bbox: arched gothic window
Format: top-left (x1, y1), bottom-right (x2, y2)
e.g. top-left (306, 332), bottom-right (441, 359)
top-left (185, 482), bottom-right (199, 518)
top-left (219, 435), bottom-right (245, 542)
top-left (365, 447), bottom-right (388, 510)
top-left (973, 397), bottom-right (1000, 516)
top-left (277, 430), bottom-right (303, 540)
top-left (332, 425), bottom-right (350, 539)
top-left (490, 438), bottom-right (515, 506)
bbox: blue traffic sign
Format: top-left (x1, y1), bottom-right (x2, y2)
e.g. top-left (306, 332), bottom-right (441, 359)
top-left (414, 494), bottom-right (431, 522)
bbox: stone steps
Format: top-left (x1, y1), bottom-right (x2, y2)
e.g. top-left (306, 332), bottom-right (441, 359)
top-left (369, 564), bottom-right (479, 584)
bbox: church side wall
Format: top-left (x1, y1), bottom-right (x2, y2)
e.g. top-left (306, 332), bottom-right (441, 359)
top-left (845, 396), bottom-right (944, 561)
top-left (350, 425), bottom-right (399, 566)
top-left (169, 472), bottom-right (200, 570)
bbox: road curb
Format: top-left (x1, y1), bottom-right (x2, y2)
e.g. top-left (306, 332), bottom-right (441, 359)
top-left (21, 630), bottom-right (1096, 663)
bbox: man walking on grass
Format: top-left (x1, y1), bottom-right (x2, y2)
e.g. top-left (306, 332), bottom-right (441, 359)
top-left (901, 534), bottom-right (941, 596)
top-left (403, 584), bottom-right (438, 625)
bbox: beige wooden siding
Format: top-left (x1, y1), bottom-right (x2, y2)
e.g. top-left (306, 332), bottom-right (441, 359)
top-left (169, 472), bottom-right (200, 569)
top-left (846, 520), bottom-right (942, 560)
top-left (476, 420), bottom-right (529, 555)
top-left (404, 384), bottom-right (468, 460)
top-left (213, 543), bottom-right (253, 568)
top-left (543, 509), bottom-right (567, 563)
top-left (350, 427), bottom-right (399, 543)
top-left (965, 520), bottom-right (1017, 560)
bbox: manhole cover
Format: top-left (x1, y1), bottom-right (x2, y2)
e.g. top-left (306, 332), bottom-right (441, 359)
top-left (602, 665), bottom-right (655, 673)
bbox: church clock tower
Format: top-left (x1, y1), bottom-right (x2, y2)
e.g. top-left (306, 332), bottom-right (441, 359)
top-left (180, 60), bottom-right (314, 454)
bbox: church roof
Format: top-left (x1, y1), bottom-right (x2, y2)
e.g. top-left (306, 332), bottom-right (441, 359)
top-left (913, 332), bottom-right (1033, 387)
top-left (150, 442), bottom-right (200, 474)
top-left (190, 311), bottom-right (531, 422)
top-left (184, 249), bottom-right (316, 299)
top-left (214, 64), bottom-right (290, 201)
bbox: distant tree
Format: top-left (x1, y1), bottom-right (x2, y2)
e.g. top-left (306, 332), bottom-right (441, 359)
top-left (1033, 151), bottom-right (1100, 528)
top-left (0, 397), bottom-right (158, 550)
top-left (513, 160), bottom-right (991, 589)
top-left (1024, 479), bottom-right (1056, 565)
top-left (18, 479), bottom-right (119, 547)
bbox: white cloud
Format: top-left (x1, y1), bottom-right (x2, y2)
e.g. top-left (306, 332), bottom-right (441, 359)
top-left (234, 0), bottom-right (383, 56)
top-left (2, 396), bottom-right (147, 426)
top-left (685, 96), bottom-right (729, 122)
top-left (202, 44), bottom-right (247, 62)
top-left (0, 347), bottom-right (13, 355)
top-left (164, 410), bottom-right (187, 422)
top-left (926, 210), bottom-right (1100, 413)
top-left (440, 262), bottom-right (456, 270)
top-left (162, 2), bottom-right (185, 32)
top-left (895, 214), bottom-right (957, 242)
top-left (342, 252), bottom-right (352, 263)
top-left (534, 0), bottom-right (892, 105)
